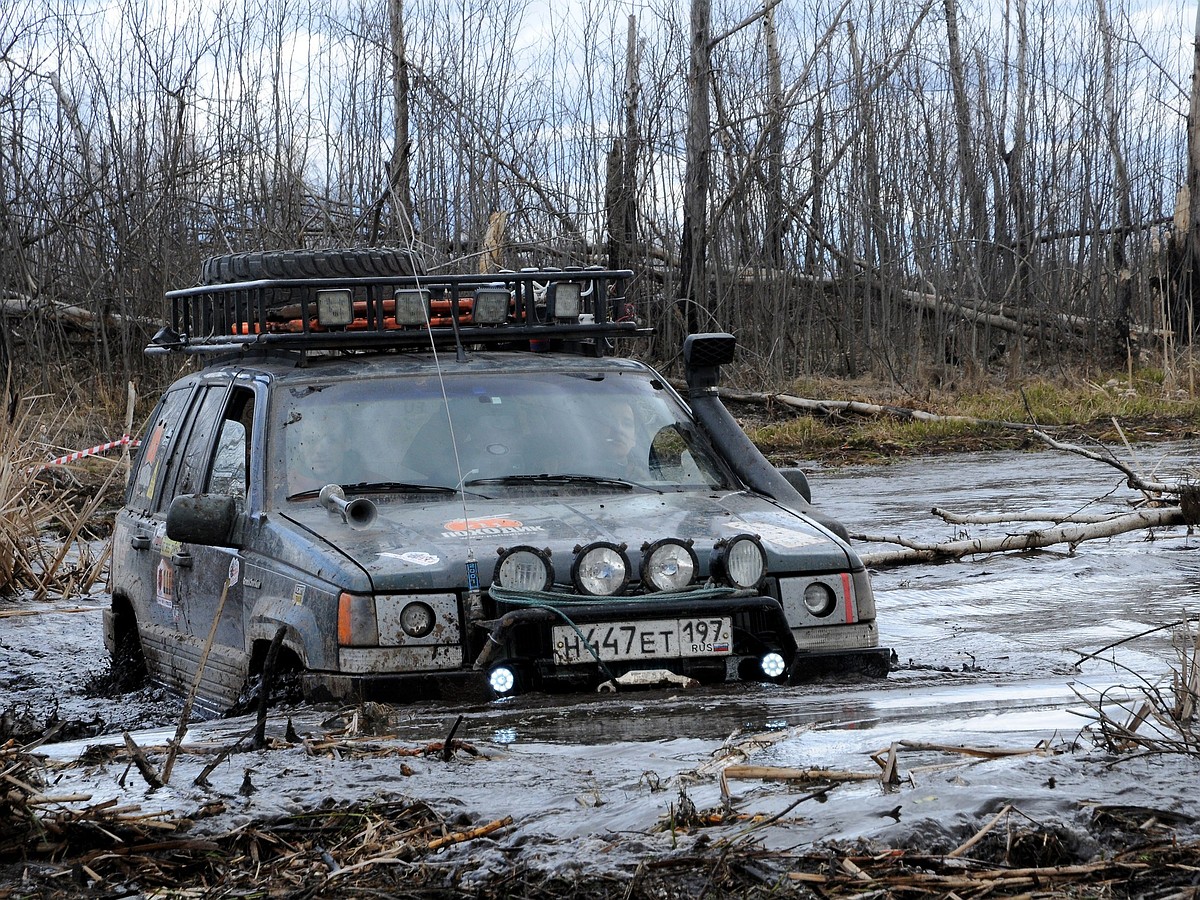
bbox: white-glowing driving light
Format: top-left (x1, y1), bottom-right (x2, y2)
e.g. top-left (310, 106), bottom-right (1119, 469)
top-left (761, 652), bottom-right (786, 678)
top-left (711, 534), bottom-right (767, 590)
top-left (473, 286), bottom-right (510, 325)
top-left (641, 539), bottom-right (698, 593)
top-left (803, 582), bottom-right (837, 617)
top-left (489, 666), bottom-right (516, 694)
top-left (494, 546), bottom-right (554, 592)
top-left (316, 289), bottom-right (354, 327)
top-left (393, 288), bottom-right (431, 325)
top-left (571, 542), bottom-right (630, 596)
top-left (548, 282), bottom-right (582, 320)
top-left (399, 601), bottom-right (436, 638)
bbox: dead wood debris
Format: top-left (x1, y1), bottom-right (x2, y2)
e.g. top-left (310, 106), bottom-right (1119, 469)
top-left (1073, 615), bottom-right (1200, 758)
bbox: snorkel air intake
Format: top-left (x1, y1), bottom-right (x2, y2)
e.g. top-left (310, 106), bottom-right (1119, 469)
top-left (683, 333), bottom-right (851, 543)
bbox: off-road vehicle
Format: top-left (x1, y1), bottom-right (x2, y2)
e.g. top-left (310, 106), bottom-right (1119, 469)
top-left (106, 248), bottom-right (890, 710)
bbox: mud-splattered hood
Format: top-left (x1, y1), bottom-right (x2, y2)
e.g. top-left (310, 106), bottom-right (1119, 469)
top-left (277, 489), bottom-right (858, 594)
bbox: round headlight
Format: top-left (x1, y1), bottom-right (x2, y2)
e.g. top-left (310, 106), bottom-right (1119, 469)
top-left (494, 545), bottom-right (554, 592)
top-left (399, 601), bottom-right (436, 638)
top-left (712, 534), bottom-right (767, 590)
top-left (571, 542), bottom-right (630, 596)
top-left (641, 539), bottom-right (698, 593)
top-left (803, 582), bottom-right (837, 617)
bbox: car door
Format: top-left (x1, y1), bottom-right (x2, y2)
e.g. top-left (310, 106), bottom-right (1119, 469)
top-left (166, 383), bottom-right (258, 705)
top-left (114, 384), bottom-right (200, 655)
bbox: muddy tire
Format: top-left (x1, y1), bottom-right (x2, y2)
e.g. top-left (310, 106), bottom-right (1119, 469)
top-left (200, 248), bottom-right (422, 284)
top-left (110, 613), bottom-right (148, 693)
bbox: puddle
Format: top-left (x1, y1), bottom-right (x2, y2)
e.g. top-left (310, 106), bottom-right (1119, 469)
top-left (4, 441), bottom-right (1200, 874)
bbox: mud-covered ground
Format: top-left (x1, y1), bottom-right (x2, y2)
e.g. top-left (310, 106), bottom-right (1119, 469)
top-left (4, 442), bottom-right (1200, 896)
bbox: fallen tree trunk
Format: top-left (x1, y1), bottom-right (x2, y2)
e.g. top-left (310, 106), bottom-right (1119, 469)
top-left (855, 506), bottom-right (1184, 566)
top-left (720, 387), bottom-right (1038, 430)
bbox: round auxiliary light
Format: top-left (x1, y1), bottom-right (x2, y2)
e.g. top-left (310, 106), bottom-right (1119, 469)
top-left (761, 652), bottom-right (787, 678)
top-left (399, 601), bottom-right (436, 638)
top-left (494, 545), bottom-right (554, 593)
top-left (711, 534), bottom-right (767, 590)
top-left (803, 582), bottom-right (837, 617)
top-left (641, 538), bottom-right (698, 593)
top-left (489, 666), bottom-right (516, 695)
top-left (571, 542), bottom-right (631, 596)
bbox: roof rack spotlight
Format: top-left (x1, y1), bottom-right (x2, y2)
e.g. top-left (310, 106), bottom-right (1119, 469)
top-left (316, 288), bottom-right (355, 328)
top-left (473, 285), bottom-right (511, 325)
top-left (547, 281), bottom-right (582, 321)
top-left (394, 288), bottom-right (432, 326)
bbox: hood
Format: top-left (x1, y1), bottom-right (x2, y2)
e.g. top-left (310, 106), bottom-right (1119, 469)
top-left (277, 489), bottom-right (858, 594)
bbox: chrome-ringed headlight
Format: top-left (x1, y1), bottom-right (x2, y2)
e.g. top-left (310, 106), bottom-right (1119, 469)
top-left (571, 541), bottom-right (630, 596)
top-left (493, 545), bottom-right (554, 592)
top-left (711, 533), bottom-right (767, 590)
top-left (399, 601), bottom-right (436, 638)
top-left (640, 538), bottom-right (698, 593)
top-left (803, 582), bottom-right (837, 617)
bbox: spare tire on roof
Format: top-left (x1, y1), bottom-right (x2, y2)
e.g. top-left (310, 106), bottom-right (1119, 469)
top-left (200, 248), bottom-right (423, 285)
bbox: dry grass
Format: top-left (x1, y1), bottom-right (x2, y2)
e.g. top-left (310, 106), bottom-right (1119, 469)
top-left (0, 380), bottom-right (123, 600)
top-left (737, 368), bottom-right (1200, 464)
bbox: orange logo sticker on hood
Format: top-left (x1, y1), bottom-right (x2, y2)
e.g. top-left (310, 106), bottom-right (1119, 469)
top-left (444, 516), bottom-right (523, 532)
top-left (441, 516), bottom-right (544, 538)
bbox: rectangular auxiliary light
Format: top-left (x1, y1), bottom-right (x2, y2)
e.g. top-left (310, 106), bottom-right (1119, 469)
top-left (316, 289), bottom-right (354, 327)
top-left (547, 282), bottom-right (582, 321)
top-left (393, 288), bottom-right (432, 326)
top-left (472, 286), bottom-right (511, 325)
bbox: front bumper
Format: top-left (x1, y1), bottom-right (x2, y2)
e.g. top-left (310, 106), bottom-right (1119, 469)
top-left (476, 591), bottom-right (890, 691)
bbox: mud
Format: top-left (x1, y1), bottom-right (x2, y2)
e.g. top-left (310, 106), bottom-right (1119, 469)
top-left (3, 442), bottom-right (1200, 892)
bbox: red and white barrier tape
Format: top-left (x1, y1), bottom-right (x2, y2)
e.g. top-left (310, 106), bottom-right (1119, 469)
top-left (28, 435), bottom-right (141, 474)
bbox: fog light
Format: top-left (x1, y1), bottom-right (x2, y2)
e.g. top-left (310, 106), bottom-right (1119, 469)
top-left (761, 652), bottom-right (786, 678)
top-left (494, 545), bottom-right (554, 592)
top-left (489, 666), bottom-right (516, 695)
top-left (399, 601), bottom-right (436, 638)
top-left (571, 542), bottom-right (630, 596)
top-left (711, 534), bottom-right (767, 590)
top-left (316, 289), bottom-right (354, 327)
top-left (803, 582), bottom-right (837, 617)
top-left (641, 538), bottom-right (697, 593)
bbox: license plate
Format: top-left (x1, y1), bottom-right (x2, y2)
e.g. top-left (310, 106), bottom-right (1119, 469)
top-left (551, 617), bottom-right (733, 665)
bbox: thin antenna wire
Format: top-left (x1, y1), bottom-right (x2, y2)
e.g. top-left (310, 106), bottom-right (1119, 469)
top-left (410, 271), bottom-right (476, 555)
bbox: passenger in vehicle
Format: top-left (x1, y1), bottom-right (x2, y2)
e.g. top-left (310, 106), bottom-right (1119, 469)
top-left (603, 403), bottom-right (649, 480)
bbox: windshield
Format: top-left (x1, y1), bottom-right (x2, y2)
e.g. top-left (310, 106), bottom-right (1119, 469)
top-left (271, 367), bottom-right (736, 499)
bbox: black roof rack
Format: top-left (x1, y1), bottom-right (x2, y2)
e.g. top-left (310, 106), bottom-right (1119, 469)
top-left (147, 268), bottom-right (648, 356)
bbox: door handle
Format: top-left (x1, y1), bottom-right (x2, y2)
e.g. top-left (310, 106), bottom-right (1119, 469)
top-left (172, 551), bottom-right (193, 569)
top-left (130, 534), bottom-right (150, 550)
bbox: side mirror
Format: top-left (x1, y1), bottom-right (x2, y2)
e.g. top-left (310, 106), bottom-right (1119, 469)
top-left (166, 494), bottom-right (240, 547)
top-left (779, 468), bottom-right (812, 504)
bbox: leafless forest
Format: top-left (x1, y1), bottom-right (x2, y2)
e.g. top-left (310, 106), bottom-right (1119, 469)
top-left (0, 0), bottom-right (1196, 398)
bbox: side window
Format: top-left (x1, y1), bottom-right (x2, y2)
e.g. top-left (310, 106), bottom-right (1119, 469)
top-left (206, 388), bottom-right (256, 502)
top-left (127, 387), bottom-right (194, 513)
top-left (166, 386), bottom-right (231, 500)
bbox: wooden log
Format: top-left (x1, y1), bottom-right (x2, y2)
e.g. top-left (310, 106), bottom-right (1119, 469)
top-left (722, 764), bottom-right (878, 783)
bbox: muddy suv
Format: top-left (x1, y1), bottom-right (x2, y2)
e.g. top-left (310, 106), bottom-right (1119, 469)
top-left (106, 249), bottom-right (890, 711)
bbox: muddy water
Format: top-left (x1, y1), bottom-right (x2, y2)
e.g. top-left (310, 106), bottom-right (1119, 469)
top-left (6, 442), bottom-right (1200, 867)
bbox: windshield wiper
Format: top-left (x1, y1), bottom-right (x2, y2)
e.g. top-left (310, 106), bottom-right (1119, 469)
top-left (288, 481), bottom-right (471, 500)
top-left (464, 473), bottom-right (653, 492)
